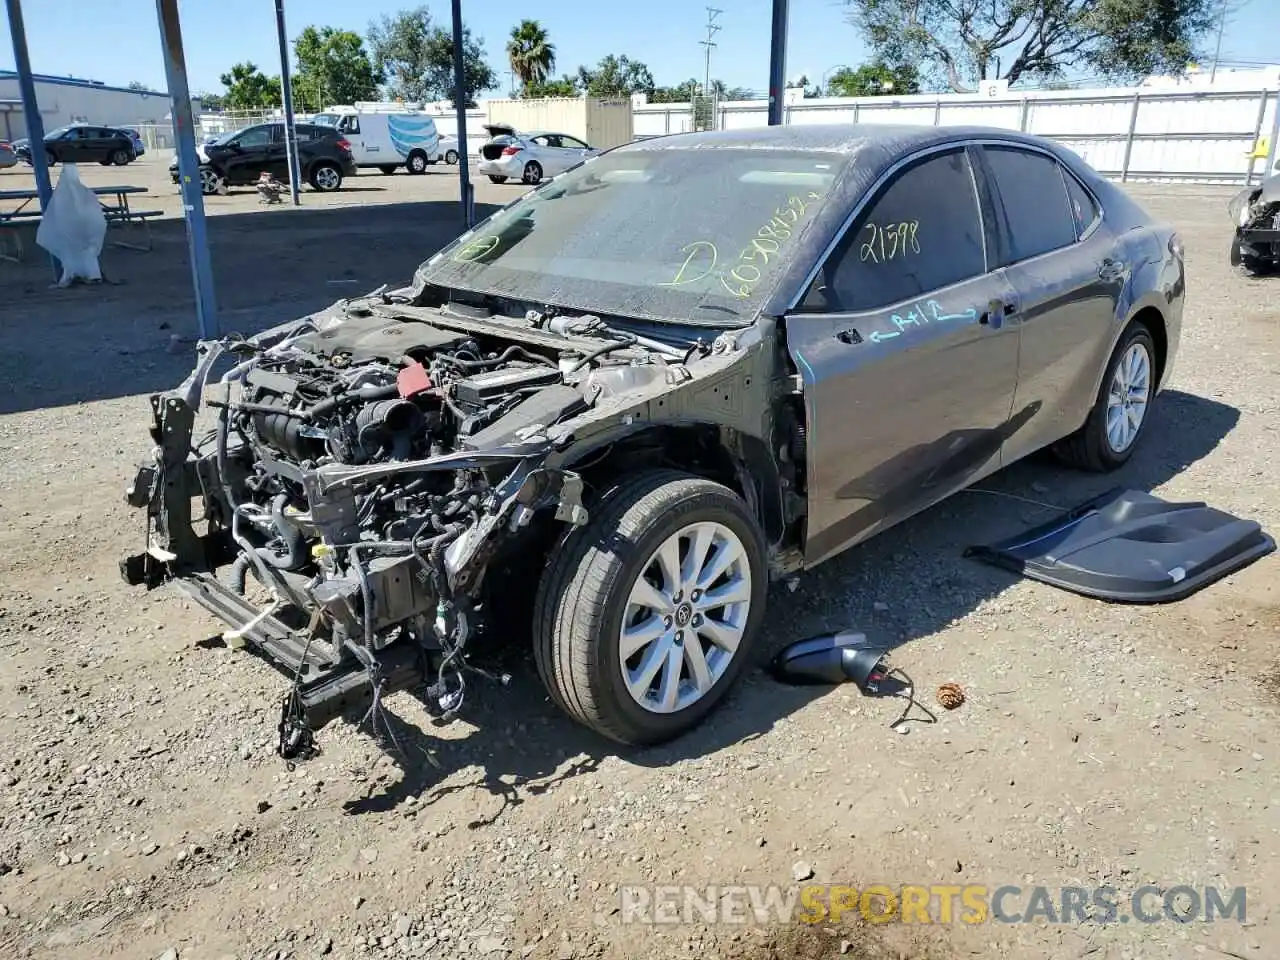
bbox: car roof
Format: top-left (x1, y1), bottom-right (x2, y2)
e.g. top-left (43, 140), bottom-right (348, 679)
top-left (614, 122), bottom-right (1065, 159)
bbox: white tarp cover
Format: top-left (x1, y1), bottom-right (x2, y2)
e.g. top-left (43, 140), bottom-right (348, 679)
top-left (35, 165), bottom-right (107, 286)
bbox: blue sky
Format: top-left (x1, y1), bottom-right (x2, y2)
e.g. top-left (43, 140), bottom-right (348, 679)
top-left (1, 0), bottom-right (1275, 97)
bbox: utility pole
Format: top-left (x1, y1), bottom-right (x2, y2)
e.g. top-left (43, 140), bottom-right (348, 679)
top-left (1209, 0), bottom-right (1227, 83)
top-left (767, 0), bottom-right (789, 126)
top-left (699, 7), bottom-right (723, 97)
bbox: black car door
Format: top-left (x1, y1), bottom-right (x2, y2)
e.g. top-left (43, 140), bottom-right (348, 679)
top-left (221, 124), bottom-right (276, 184)
top-left (975, 144), bottom-right (1124, 462)
top-left (784, 145), bottom-right (1022, 566)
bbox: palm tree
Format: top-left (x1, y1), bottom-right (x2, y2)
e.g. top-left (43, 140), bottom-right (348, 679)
top-left (506, 20), bottom-right (556, 96)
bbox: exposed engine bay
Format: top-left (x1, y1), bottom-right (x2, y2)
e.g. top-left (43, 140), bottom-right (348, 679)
top-left (119, 289), bottom-right (775, 759)
top-left (1229, 172), bottom-right (1280, 274)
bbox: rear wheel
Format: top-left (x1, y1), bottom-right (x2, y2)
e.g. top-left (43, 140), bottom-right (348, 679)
top-left (309, 162), bottom-right (343, 192)
top-left (406, 151), bottom-right (428, 175)
top-left (111, 148), bottom-right (130, 166)
top-left (533, 470), bottom-right (767, 746)
top-left (488, 175), bottom-right (508, 184)
top-left (522, 160), bottom-right (543, 185)
top-left (1053, 321), bottom-right (1156, 472)
top-left (445, 149), bottom-right (459, 165)
top-left (378, 164), bottom-right (399, 175)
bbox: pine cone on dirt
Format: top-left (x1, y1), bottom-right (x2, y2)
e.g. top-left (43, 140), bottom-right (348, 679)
top-left (937, 682), bottom-right (966, 710)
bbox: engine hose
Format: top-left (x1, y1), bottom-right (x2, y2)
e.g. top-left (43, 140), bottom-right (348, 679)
top-left (229, 553), bottom-right (252, 595)
top-left (443, 345), bottom-right (554, 370)
top-left (257, 493), bottom-right (307, 571)
top-left (305, 382), bottom-right (398, 421)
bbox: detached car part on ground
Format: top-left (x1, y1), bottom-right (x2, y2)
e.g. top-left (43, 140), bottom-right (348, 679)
top-left (122, 124), bottom-right (1184, 758)
top-left (1228, 172), bottom-right (1280, 275)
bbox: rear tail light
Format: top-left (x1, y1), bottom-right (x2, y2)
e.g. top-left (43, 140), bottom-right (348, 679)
top-left (501, 145), bottom-right (523, 156)
top-left (336, 138), bottom-right (352, 152)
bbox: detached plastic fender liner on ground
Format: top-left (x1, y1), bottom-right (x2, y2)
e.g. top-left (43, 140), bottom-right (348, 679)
top-left (35, 164), bottom-right (107, 287)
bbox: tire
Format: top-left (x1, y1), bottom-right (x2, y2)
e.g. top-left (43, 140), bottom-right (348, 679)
top-left (1053, 321), bottom-right (1157, 472)
top-left (378, 164), bottom-right (399, 175)
top-left (406, 151), bottom-right (428, 175)
top-left (45, 151), bottom-right (57, 167)
top-left (111, 149), bottom-right (130, 166)
top-left (488, 175), bottom-right (508, 184)
top-left (308, 162), bottom-right (343, 192)
top-left (99, 159), bottom-right (113, 166)
top-left (198, 166), bottom-right (224, 196)
top-left (522, 161), bottom-right (543, 185)
top-left (445, 149), bottom-right (459, 165)
top-left (533, 469), bottom-right (767, 746)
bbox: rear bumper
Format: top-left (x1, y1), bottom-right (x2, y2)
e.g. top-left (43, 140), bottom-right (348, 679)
top-left (477, 155), bottom-right (523, 178)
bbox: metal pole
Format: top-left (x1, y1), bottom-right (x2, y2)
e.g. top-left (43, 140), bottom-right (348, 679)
top-left (1209, 0), bottom-right (1227, 84)
top-left (156, 0), bottom-right (219, 338)
top-left (274, 0), bottom-right (302, 206)
top-left (450, 0), bottom-right (474, 227)
top-left (5, 0), bottom-right (58, 277)
top-left (767, 0), bottom-right (789, 126)
top-left (1119, 93), bottom-right (1141, 182)
top-left (1245, 90), bottom-right (1268, 185)
top-left (1263, 91), bottom-right (1280, 181)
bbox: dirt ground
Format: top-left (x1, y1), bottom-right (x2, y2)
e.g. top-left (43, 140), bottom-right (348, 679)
top-left (0, 158), bottom-right (1278, 960)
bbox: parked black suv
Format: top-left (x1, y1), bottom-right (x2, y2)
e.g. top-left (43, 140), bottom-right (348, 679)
top-left (16, 124), bottom-right (136, 166)
top-left (169, 122), bottom-right (357, 195)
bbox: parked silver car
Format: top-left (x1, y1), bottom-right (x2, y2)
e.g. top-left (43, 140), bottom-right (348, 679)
top-left (476, 122), bottom-right (600, 184)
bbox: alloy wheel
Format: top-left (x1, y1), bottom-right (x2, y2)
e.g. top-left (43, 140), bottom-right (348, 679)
top-left (619, 521), bottom-right (752, 714)
top-left (1105, 341), bottom-right (1151, 454)
top-left (313, 165), bottom-right (341, 191)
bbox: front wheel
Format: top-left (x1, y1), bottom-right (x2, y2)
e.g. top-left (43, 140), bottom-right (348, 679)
top-left (533, 470), bottom-right (767, 746)
top-left (445, 149), bottom-right (459, 165)
top-left (1053, 321), bottom-right (1156, 472)
top-left (308, 162), bottom-right (343, 192)
top-left (198, 166), bottom-right (224, 195)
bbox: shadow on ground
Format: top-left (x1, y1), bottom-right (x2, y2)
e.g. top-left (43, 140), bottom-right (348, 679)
top-left (333, 387), bottom-right (1240, 820)
top-left (0, 200), bottom-right (499, 415)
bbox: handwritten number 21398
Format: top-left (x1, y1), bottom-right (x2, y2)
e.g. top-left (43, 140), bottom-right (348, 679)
top-left (860, 221), bottom-right (921, 264)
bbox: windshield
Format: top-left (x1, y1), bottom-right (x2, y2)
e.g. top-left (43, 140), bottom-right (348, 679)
top-left (419, 147), bottom-right (846, 326)
top-left (45, 126), bottom-right (74, 140)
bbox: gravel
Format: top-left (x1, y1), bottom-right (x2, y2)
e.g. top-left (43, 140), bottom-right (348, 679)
top-left (0, 183), bottom-right (1277, 960)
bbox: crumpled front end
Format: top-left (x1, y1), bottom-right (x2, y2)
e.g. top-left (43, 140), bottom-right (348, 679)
top-left (1229, 175), bottom-right (1280, 269)
top-left (120, 307), bottom-right (591, 758)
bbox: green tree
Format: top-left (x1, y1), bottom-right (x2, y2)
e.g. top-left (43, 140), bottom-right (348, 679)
top-left (367, 6), bottom-right (496, 107)
top-left (127, 81), bottom-right (158, 93)
top-left (826, 62), bottom-right (922, 96)
top-left (219, 62), bottom-right (282, 110)
top-left (650, 79), bottom-right (699, 103)
top-left (843, 0), bottom-right (1216, 91)
top-left (525, 74), bottom-right (580, 98)
top-left (507, 20), bottom-right (556, 96)
top-left (194, 91), bottom-right (225, 111)
top-left (294, 25), bottom-right (382, 110)
top-left (576, 55), bottom-right (655, 98)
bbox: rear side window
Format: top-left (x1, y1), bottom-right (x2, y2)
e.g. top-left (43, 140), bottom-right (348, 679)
top-left (1063, 170), bottom-right (1100, 238)
top-left (984, 146), bottom-right (1078, 261)
top-left (802, 148), bottom-right (987, 313)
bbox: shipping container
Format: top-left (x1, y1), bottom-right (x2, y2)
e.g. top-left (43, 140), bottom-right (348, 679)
top-left (484, 97), bottom-right (634, 150)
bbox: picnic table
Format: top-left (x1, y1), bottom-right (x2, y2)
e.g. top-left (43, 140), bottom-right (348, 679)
top-left (0, 185), bottom-right (163, 262)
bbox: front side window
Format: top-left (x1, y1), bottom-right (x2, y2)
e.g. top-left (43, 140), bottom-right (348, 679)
top-left (801, 148), bottom-right (987, 314)
top-left (234, 126), bottom-right (274, 149)
top-left (983, 146), bottom-right (1078, 261)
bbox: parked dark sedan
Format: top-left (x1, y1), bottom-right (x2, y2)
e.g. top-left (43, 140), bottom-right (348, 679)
top-left (123, 124), bottom-right (1184, 755)
top-left (169, 122), bottom-right (357, 194)
top-left (16, 124), bottom-right (135, 166)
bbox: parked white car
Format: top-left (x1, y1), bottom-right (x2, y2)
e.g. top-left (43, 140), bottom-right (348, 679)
top-left (476, 123), bottom-right (600, 185)
top-left (431, 135), bottom-right (461, 166)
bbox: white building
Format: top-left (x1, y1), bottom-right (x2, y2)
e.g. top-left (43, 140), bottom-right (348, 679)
top-left (0, 70), bottom-right (198, 141)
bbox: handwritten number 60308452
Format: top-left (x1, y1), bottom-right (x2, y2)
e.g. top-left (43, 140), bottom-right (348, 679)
top-left (860, 221), bottom-right (921, 264)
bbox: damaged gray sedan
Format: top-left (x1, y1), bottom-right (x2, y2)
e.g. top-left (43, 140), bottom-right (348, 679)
top-left (121, 124), bottom-right (1185, 756)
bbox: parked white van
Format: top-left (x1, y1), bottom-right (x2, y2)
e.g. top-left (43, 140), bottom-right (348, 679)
top-left (311, 103), bottom-right (440, 175)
